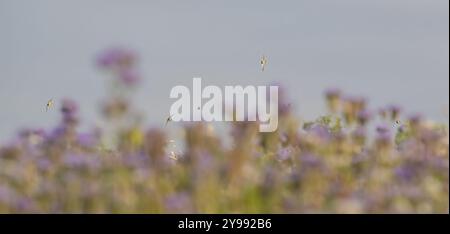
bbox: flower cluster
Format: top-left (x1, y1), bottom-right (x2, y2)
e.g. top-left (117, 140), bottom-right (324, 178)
top-left (97, 47), bottom-right (140, 87)
top-left (0, 49), bottom-right (448, 213)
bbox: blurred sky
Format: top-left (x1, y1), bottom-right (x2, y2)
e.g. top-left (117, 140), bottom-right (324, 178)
top-left (0, 0), bottom-right (449, 142)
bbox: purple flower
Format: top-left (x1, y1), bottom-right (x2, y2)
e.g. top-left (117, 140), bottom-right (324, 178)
top-left (353, 127), bottom-right (366, 138)
top-left (375, 124), bottom-right (393, 147)
top-left (195, 150), bottom-right (214, 171)
top-left (77, 132), bottom-right (99, 148)
top-left (47, 125), bottom-right (67, 141)
top-left (307, 124), bottom-right (331, 141)
top-left (376, 124), bottom-right (390, 135)
top-left (395, 164), bottom-right (418, 182)
top-left (97, 48), bottom-right (121, 68)
top-left (408, 113), bottom-right (423, 130)
top-left (342, 96), bottom-right (367, 124)
top-left (387, 104), bottom-right (402, 120)
top-left (97, 47), bottom-right (136, 70)
top-left (60, 98), bottom-right (79, 125)
top-left (36, 157), bottom-right (52, 171)
top-left (409, 113), bottom-right (422, 124)
top-left (119, 69), bottom-right (140, 86)
top-left (357, 110), bottom-right (371, 126)
top-left (268, 82), bottom-right (291, 115)
top-left (16, 198), bottom-right (37, 212)
top-left (0, 185), bottom-right (16, 204)
top-left (165, 192), bottom-right (193, 213)
top-left (33, 128), bottom-right (46, 138)
top-left (63, 153), bottom-right (100, 170)
top-left (18, 128), bottom-right (33, 139)
top-left (300, 153), bottom-right (321, 168)
top-left (325, 88), bottom-right (341, 100)
top-left (61, 98), bottom-right (78, 116)
top-left (276, 147), bottom-right (291, 161)
top-left (352, 127), bottom-right (367, 145)
top-left (123, 152), bottom-right (150, 168)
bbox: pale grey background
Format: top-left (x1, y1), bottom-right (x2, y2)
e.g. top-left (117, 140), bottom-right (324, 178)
top-left (0, 0), bottom-right (448, 142)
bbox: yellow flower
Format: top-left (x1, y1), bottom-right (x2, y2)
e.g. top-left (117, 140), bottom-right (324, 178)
top-left (128, 127), bottom-right (143, 148)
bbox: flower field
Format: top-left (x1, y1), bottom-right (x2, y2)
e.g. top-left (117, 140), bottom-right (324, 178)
top-left (0, 49), bottom-right (448, 213)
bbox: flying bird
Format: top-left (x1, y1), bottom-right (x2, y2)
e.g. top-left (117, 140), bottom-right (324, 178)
top-left (260, 55), bottom-right (268, 72)
top-left (45, 99), bottom-right (54, 112)
top-left (165, 114), bottom-right (174, 127)
top-left (169, 151), bottom-right (178, 161)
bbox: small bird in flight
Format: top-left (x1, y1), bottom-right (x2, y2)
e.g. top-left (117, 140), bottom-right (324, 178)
top-left (169, 151), bottom-right (178, 161)
top-left (165, 114), bottom-right (174, 127)
top-left (46, 99), bottom-right (54, 112)
top-left (260, 55), bottom-right (268, 72)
